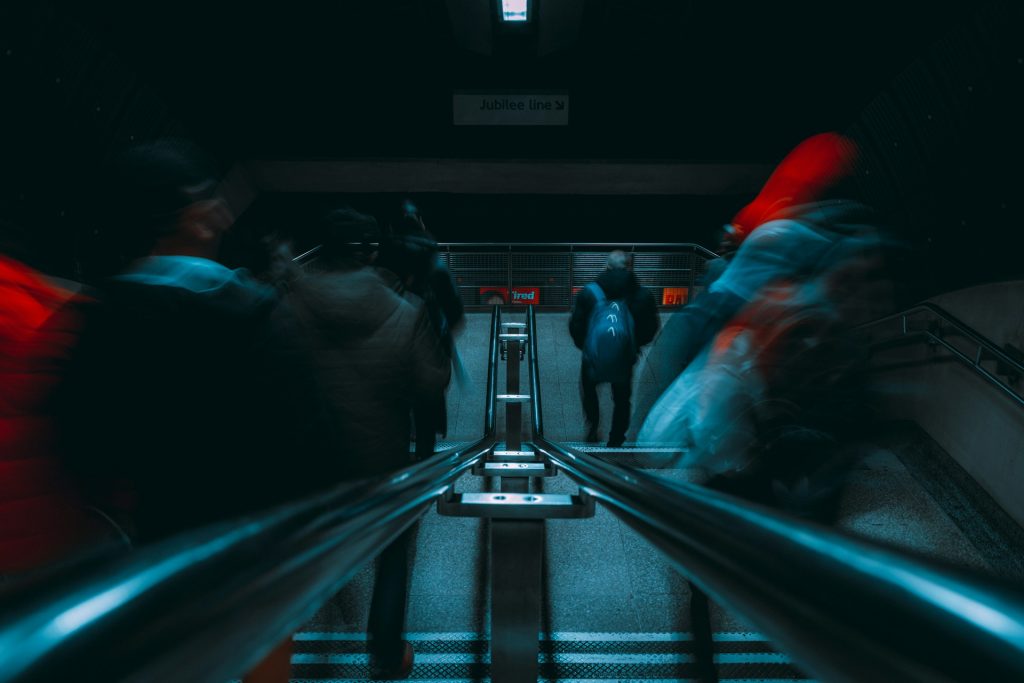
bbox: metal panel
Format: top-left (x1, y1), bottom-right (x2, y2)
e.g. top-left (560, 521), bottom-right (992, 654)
top-left (447, 250), bottom-right (512, 306)
top-left (304, 244), bottom-right (718, 309)
top-left (510, 251), bottom-right (572, 308)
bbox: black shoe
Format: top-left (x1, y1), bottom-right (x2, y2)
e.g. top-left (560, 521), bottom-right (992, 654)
top-left (585, 427), bottom-right (601, 443)
top-left (370, 641), bottom-right (414, 680)
top-left (607, 436), bottom-right (625, 448)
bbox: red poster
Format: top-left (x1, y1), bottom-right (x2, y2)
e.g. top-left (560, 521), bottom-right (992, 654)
top-left (662, 287), bottom-right (689, 306)
top-left (479, 287), bottom-right (508, 304)
top-left (511, 287), bottom-right (540, 305)
top-left (478, 286), bottom-right (541, 304)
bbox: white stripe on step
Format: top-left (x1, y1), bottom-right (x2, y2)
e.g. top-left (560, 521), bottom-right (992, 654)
top-left (288, 679), bottom-right (814, 683)
top-left (291, 652), bottom-right (791, 665)
top-left (292, 631), bottom-right (771, 642)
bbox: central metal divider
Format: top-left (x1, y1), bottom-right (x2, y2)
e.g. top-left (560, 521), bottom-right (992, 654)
top-left (438, 308), bottom-right (593, 683)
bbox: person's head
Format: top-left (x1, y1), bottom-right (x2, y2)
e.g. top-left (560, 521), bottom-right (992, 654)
top-left (380, 227), bottom-right (437, 290)
top-left (400, 198), bottom-right (419, 218)
top-left (725, 132), bottom-right (859, 247)
top-left (110, 139), bottom-right (231, 262)
top-left (317, 206), bottom-right (381, 265)
top-left (394, 199), bottom-right (432, 239)
top-left (606, 250), bottom-right (631, 271)
top-left (392, 213), bottom-right (426, 237)
top-left (716, 225), bottom-right (740, 257)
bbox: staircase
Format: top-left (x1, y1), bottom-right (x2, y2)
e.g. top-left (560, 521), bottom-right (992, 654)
top-left (289, 631), bottom-right (811, 682)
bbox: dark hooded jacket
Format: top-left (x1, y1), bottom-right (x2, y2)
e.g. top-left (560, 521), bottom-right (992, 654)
top-left (288, 261), bottom-right (450, 479)
top-left (569, 268), bottom-right (659, 353)
top-left (57, 256), bottom-right (339, 542)
top-left (380, 231), bottom-right (464, 356)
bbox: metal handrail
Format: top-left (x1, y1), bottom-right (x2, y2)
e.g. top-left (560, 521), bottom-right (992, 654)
top-left (525, 309), bottom-right (1024, 683)
top-left (291, 244), bottom-right (323, 266)
top-left (859, 302), bottom-right (1024, 409)
top-left (484, 304), bottom-right (501, 435)
top-left (0, 307), bottom-right (502, 683)
top-left (440, 242), bottom-right (720, 259)
top-left (527, 305), bottom-right (543, 437)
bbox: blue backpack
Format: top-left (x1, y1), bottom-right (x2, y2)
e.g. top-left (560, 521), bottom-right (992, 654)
top-left (582, 282), bottom-right (636, 383)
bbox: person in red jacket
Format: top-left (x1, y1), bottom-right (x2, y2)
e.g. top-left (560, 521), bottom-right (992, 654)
top-left (0, 249), bottom-right (111, 577)
top-left (642, 131), bottom-right (892, 504)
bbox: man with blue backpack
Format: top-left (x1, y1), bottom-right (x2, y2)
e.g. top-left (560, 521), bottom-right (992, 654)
top-left (569, 251), bottom-right (659, 446)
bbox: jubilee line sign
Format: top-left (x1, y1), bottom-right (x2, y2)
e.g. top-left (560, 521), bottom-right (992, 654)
top-left (453, 91), bottom-right (569, 126)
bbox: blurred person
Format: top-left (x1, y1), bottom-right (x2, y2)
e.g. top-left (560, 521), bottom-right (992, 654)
top-left (643, 133), bottom-right (866, 394)
top-left (698, 226), bottom-right (740, 293)
top-left (396, 200), bottom-right (464, 359)
top-left (0, 227), bottom-right (114, 577)
top-left (55, 140), bottom-right (342, 683)
top-left (288, 207), bottom-right (450, 679)
top-left (569, 250), bottom-right (659, 447)
top-left (640, 132), bottom-right (890, 504)
top-left (639, 133), bottom-right (889, 683)
top-left (379, 200), bottom-right (464, 461)
top-left (56, 139), bottom-right (340, 540)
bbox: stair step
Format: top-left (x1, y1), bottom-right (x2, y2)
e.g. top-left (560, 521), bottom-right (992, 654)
top-left (288, 631), bottom-right (814, 681)
top-left (439, 492), bottom-right (593, 519)
top-left (560, 442), bottom-right (683, 453)
top-left (557, 442), bottom-right (688, 469)
top-left (408, 440), bottom-right (472, 453)
top-left (491, 449), bottom-right (536, 458)
top-left (496, 393), bottom-right (531, 403)
top-left (474, 461), bottom-right (553, 477)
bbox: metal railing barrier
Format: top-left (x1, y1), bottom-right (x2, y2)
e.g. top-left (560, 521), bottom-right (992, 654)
top-left (441, 242), bottom-right (718, 310)
top-left (858, 301), bottom-right (1024, 409)
top-left (295, 241), bottom-right (720, 309)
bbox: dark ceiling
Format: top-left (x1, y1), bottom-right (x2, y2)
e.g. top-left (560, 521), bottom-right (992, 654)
top-left (3, 0), bottom-right (1019, 294)
top-left (55, 0), bottom-right (972, 162)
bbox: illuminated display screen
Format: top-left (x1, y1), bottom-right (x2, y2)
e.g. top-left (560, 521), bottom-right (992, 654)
top-left (501, 0), bottom-right (528, 22)
top-left (662, 287), bottom-right (689, 306)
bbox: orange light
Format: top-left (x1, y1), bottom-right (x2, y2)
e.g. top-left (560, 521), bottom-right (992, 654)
top-left (662, 287), bottom-right (689, 306)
